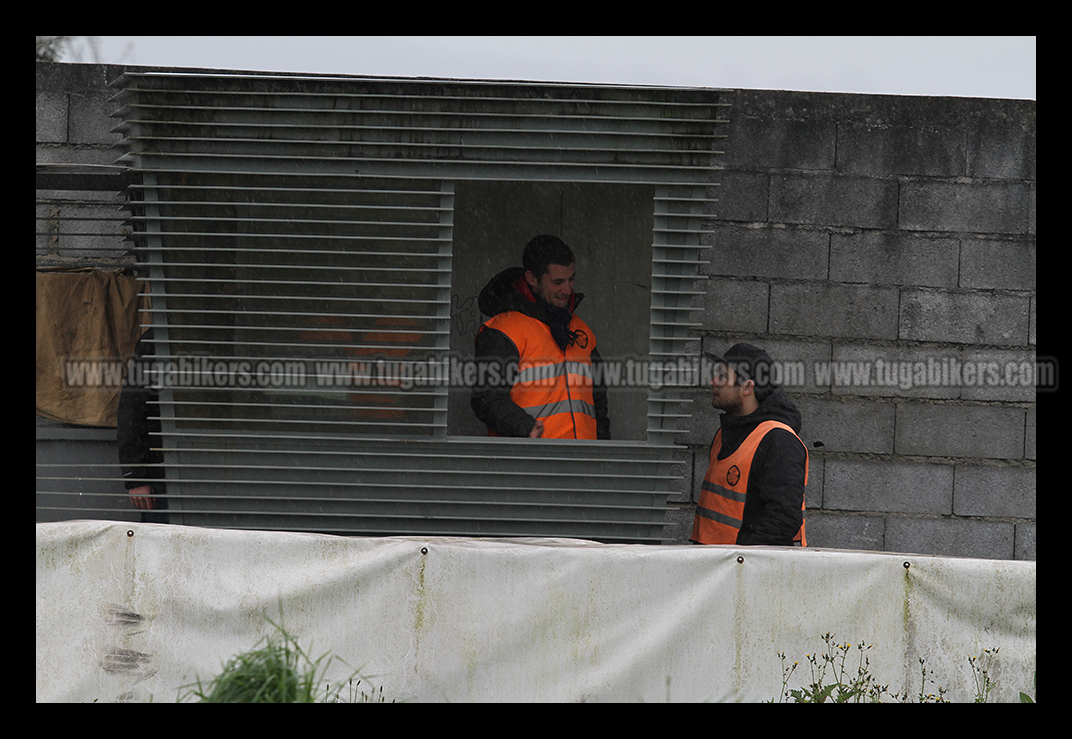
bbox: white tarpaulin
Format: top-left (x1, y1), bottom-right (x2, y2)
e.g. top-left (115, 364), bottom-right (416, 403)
top-left (36, 520), bottom-right (1035, 702)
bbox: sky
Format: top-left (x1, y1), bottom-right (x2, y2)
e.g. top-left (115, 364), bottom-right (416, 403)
top-left (61, 36), bottom-right (1035, 101)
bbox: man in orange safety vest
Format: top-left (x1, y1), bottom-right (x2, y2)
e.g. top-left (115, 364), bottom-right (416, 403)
top-left (471, 234), bottom-right (610, 440)
top-left (691, 343), bottom-right (808, 547)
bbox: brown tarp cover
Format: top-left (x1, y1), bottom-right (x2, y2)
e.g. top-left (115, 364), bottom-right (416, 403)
top-left (36, 268), bottom-right (149, 427)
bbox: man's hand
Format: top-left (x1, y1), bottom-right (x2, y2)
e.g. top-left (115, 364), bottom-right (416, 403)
top-left (129, 484), bottom-right (158, 510)
top-left (528, 420), bottom-right (545, 438)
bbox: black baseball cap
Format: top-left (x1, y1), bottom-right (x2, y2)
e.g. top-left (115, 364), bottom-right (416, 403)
top-left (704, 343), bottom-right (776, 388)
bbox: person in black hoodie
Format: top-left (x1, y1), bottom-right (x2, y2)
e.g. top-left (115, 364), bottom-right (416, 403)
top-left (691, 343), bottom-right (808, 546)
top-left (470, 235), bottom-right (610, 440)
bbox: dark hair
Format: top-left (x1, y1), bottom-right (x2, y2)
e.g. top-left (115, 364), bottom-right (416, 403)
top-left (722, 362), bottom-right (774, 403)
top-left (750, 373), bottom-right (776, 404)
top-left (523, 234), bottom-right (575, 279)
top-left (705, 343), bottom-right (779, 404)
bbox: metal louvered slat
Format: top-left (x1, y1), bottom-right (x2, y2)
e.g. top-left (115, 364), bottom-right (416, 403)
top-left (159, 437), bottom-right (674, 541)
top-left (112, 73), bottom-right (725, 184)
top-left (645, 184), bottom-right (712, 445)
top-left (131, 169), bottom-right (453, 438)
top-left (100, 71), bottom-right (728, 542)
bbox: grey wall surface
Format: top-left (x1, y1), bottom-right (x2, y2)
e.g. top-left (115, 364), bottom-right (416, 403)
top-left (37, 64), bottom-right (1036, 559)
top-left (666, 90), bottom-right (1036, 560)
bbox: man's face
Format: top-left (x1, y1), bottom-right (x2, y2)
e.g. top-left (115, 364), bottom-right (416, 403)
top-left (710, 363), bottom-right (746, 414)
top-left (527, 262), bottom-right (575, 309)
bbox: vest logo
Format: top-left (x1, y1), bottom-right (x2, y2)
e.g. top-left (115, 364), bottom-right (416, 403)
top-left (726, 465), bottom-right (741, 487)
top-left (573, 329), bottom-right (589, 349)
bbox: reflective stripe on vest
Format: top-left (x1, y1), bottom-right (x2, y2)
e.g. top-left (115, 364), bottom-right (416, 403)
top-left (691, 420), bottom-right (808, 546)
top-left (481, 310), bottom-right (597, 439)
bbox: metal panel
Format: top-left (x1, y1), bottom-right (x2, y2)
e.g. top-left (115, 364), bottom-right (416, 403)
top-left (100, 71), bottom-right (727, 542)
top-left (648, 184), bottom-right (712, 446)
top-left (162, 437), bottom-right (671, 542)
top-left (110, 72), bottom-right (725, 184)
top-left (131, 172), bottom-right (453, 438)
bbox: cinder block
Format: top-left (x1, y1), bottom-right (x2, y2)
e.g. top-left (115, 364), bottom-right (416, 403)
top-left (824, 457), bottom-right (953, 515)
top-left (899, 180), bottom-right (1033, 235)
top-left (703, 224), bottom-right (828, 281)
top-left (689, 440), bottom-right (712, 501)
top-left (953, 464), bottom-right (1036, 519)
top-left (805, 454), bottom-right (824, 510)
top-left (35, 145), bottom-right (117, 168)
top-left (830, 344), bottom-right (963, 400)
top-left (1014, 522), bottom-right (1036, 561)
top-left (960, 348), bottom-right (1037, 402)
top-left (660, 503), bottom-right (697, 544)
top-left (830, 232), bottom-right (959, 288)
top-left (1029, 296), bottom-right (1036, 344)
top-left (885, 516), bottom-right (1015, 559)
top-left (719, 113), bottom-right (836, 171)
top-left (966, 114), bottom-right (1036, 180)
top-left (69, 93), bottom-right (125, 146)
top-left (698, 278), bottom-right (769, 334)
top-left (666, 454), bottom-right (695, 504)
top-left (35, 60), bottom-right (115, 95)
top-left (710, 170), bottom-right (768, 222)
top-left (36, 91), bottom-right (67, 143)
top-left (895, 403), bottom-right (1025, 460)
top-left (1025, 408), bottom-right (1036, 460)
top-left (1028, 183), bottom-right (1036, 237)
top-left (899, 289), bottom-right (1031, 345)
top-left (771, 283), bottom-right (899, 340)
top-left (805, 512), bottom-right (885, 552)
top-left (837, 122), bottom-right (965, 177)
top-left (959, 239), bottom-right (1036, 291)
top-left (682, 387), bottom-right (718, 447)
top-left (769, 173), bottom-right (898, 229)
top-left (795, 396), bottom-right (895, 454)
top-left (753, 337), bottom-right (832, 396)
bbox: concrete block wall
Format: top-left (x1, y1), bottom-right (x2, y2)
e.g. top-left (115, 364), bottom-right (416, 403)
top-left (36, 63), bottom-right (133, 267)
top-left (38, 65), bottom-right (1037, 560)
top-left (665, 90), bottom-right (1037, 560)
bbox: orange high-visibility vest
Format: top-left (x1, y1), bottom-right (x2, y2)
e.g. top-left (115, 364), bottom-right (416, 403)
top-left (691, 420), bottom-right (808, 546)
top-left (479, 310), bottom-right (598, 439)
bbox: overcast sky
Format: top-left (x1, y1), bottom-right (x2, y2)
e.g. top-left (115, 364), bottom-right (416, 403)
top-left (64, 36), bottom-right (1034, 101)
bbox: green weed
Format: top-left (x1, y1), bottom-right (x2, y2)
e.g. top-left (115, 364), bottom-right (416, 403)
top-left (179, 615), bottom-right (388, 703)
top-left (774, 635), bottom-right (1032, 703)
top-left (968, 647), bottom-right (998, 703)
top-left (772, 632), bottom-right (949, 703)
top-left (772, 632), bottom-right (906, 703)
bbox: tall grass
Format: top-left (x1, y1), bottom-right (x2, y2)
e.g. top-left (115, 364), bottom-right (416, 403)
top-left (180, 616), bottom-right (371, 703)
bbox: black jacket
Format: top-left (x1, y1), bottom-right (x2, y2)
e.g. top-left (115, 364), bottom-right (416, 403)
top-left (715, 387), bottom-right (807, 545)
top-left (117, 330), bottom-right (163, 489)
top-left (470, 267), bottom-right (610, 439)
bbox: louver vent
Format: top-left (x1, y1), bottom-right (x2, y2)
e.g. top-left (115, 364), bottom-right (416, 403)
top-left (109, 71), bottom-right (727, 542)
